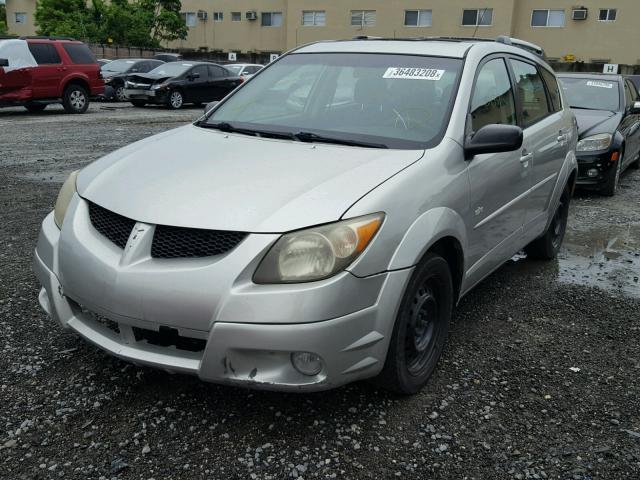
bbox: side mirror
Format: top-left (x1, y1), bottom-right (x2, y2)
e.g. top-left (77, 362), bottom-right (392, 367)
top-left (0, 58), bottom-right (8, 67)
top-left (631, 101), bottom-right (640, 114)
top-left (464, 124), bottom-right (523, 159)
top-left (204, 101), bottom-right (219, 115)
top-left (189, 72), bottom-right (201, 81)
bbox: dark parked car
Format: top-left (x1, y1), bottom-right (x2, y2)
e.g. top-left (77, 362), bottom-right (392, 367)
top-left (101, 58), bottom-right (164, 101)
top-left (627, 75), bottom-right (640, 92)
top-left (558, 73), bottom-right (640, 195)
top-left (124, 61), bottom-right (242, 109)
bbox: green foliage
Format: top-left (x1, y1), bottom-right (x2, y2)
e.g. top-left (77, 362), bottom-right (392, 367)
top-left (0, 4), bottom-right (8, 35)
top-left (34, 0), bottom-right (186, 47)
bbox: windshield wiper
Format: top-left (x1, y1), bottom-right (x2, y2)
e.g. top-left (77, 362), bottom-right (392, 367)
top-left (197, 121), bottom-right (294, 140)
top-left (293, 131), bottom-right (388, 149)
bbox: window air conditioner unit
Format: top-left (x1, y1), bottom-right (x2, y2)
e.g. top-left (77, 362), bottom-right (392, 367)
top-left (572, 9), bottom-right (588, 20)
top-left (246, 11), bottom-right (257, 21)
top-left (197, 10), bottom-right (208, 20)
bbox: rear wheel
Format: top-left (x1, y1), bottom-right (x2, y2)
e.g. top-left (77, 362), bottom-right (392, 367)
top-left (167, 90), bottom-right (184, 110)
top-left (525, 183), bottom-right (571, 260)
top-left (601, 150), bottom-right (623, 196)
top-left (62, 84), bottom-right (89, 114)
top-left (24, 103), bottom-right (47, 113)
top-left (375, 253), bottom-right (453, 395)
top-left (130, 100), bottom-right (146, 107)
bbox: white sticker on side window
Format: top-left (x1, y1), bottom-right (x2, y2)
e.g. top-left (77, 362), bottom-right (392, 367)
top-left (586, 80), bottom-right (614, 89)
top-left (383, 67), bottom-right (445, 81)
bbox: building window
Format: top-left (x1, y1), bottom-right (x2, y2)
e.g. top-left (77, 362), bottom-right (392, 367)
top-left (462, 8), bottom-right (493, 26)
top-left (181, 12), bottom-right (197, 27)
top-left (302, 10), bottom-right (326, 26)
top-left (531, 9), bottom-right (565, 27)
top-left (404, 10), bottom-right (432, 27)
top-left (599, 8), bottom-right (617, 21)
top-left (213, 12), bottom-right (223, 22)
top-left (14, 12), bottom-right (27, 24)
top-left (261, 12), bottom-right (283, 27)
top-left (351, 10), bottom-right (376, 27)
top-left (231, 11), bottom-right (241, 22)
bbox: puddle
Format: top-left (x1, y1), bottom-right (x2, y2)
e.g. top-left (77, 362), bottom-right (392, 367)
top-left (557, 223), bottom-right (640, 298)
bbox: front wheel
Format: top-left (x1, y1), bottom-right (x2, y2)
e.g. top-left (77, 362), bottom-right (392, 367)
top-left (375, 253), bottom-right (453, 395)
top-left (167, 90), bottom-right (183, 110)
top-left (62, 84), bottom-right (89, 114)
top-left (525, 183), bottom-right (571, 260)
top-left (115, 85), bottom-right (127, 102)
top-left (601, 152), bottom-right (623, 196)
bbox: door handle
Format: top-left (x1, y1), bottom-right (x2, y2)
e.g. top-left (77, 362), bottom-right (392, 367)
top-left (520, 152), bottom-right (534, 163)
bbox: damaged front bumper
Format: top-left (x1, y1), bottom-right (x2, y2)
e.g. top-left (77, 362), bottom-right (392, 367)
top-left (34, 204), bottom-right (411, 391)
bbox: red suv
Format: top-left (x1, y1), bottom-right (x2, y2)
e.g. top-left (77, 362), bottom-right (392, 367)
top-left (0, 37), bottom-right (104, 113)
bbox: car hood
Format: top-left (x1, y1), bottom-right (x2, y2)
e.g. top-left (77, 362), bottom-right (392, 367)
top-left (77, 125), bottom-right (423, 232)
top-left (127, 72), bottom-right (173, 83)
top-left (572, 108), bottom-right (621, 138)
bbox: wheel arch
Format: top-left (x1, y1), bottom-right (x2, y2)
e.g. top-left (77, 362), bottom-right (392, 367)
top-left (60, 76), bottom-right (90, 98)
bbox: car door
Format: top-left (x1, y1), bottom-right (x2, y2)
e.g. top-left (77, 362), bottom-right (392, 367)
top-left (621, 79), bottom-right (640, 166)
top-left (208, 65), bottom-right (240, 100)
top-left (465, 56), bottom-right (530, 286)
top-left (184, 65), bottom-right (209, 103)
top-left (27, 43), bottom-right (64, 98)
top-left (508, 58), bottom-right (568, 229)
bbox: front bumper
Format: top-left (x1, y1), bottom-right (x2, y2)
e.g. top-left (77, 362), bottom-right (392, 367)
top-left (124, 89), bottom-right (166, 104)
top-left (34, 205), bottom-right (411, 391)
top-left (575, 149), bottom-right (618, 186)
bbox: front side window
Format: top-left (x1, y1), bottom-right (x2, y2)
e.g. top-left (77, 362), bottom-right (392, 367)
top-left (531, 9), bottom-right (565, 27)
top-left (262, 12), bottom-right (283, 27)
top-left (213, 12), bottom-right (223, 22)
top-left (190, 65), bottom-right (208, 81)
top-left (28, 44), bottom-right (61, 64)
top-left (182, 12), bottom-right (197, 27)
top-left (404, 10), bottom-right (432, 27)
top-left (539, 68), bottom-right (562, 113)
top-left (462, 9), bottom-right (493, 26)
top-left (558, 77), bottom-right (620, 111)
top-left (206, 53), bottom-right (462, 149)
top-left (351, 10), bottom-right (376, 27)
top-left (302, 11), bottom-right (326, 26)
top-left (599, 8), bottom-right (617, 21)
top-left (510, 59), bottom-right (551, 127)
top-left (470, 58), bottom-right (516, 133)
top-left (62, 44), bottom-right (96, 64)
top-left (15, 12), bottom-right (27, 24)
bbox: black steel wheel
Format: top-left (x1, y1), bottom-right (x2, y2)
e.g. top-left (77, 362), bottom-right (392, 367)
top-left (525, 183), bottom-right (571, 260)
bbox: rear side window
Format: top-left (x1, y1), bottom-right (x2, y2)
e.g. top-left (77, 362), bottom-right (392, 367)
top-left (510, 59), bottom-right (552, 127)
top-left (539, 68), bottom-right (562, 112)
top-left (62, 44), bottom-right (96, 64)
top-left (470, 58), bottom-right (517, 133)
top-left (28, 44), bottom-right (61, 64)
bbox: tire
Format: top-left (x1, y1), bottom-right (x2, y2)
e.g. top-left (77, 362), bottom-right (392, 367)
top-left (167, 90), bottom-right (184, 110)
top-left (525, 183), bottom-right (571, 260)
top-left (62, 84), bottom-right (89, 114)
top-left (115, 85), bottom-right (127, 102)
top-left (375, 253), bottom-right (453, 395)
top-left (24, 103), bottom-right (47, 113)
top-left (601, 154), bottom-right (623, 196)
top-left (130, 100), bottom-right (146, 107)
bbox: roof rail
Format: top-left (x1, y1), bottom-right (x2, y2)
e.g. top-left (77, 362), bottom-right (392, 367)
top-left (19, 36), bottom-right (77, 41)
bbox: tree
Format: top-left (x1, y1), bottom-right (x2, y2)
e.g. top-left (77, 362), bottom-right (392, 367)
top-left (34, 0), bottom-right (185, 47)
top-left (0, 3), bottom-right (8, 35)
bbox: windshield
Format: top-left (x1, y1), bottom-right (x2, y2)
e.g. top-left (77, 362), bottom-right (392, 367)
top-left (226, 65), bottom-right (243, 75)
top-left (558, 77), bottom-right (620, 111)
top-left (205, 53), bottom-right (462, 149)
top-left (101, 59), bottom-right (136, 73)
top-left (148, 63), bottom-right (193, 77)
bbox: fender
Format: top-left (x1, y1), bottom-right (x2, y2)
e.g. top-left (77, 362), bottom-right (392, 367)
top-left (387, 207), bottom-right (468, 271)
top-left (57, 72), bottom-right (91, 97)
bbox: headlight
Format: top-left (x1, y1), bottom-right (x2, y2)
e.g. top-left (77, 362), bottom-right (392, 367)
top-left (576, 133), bottom-right (612, 152)
top-left (151, 83), bottom-right (168, 90)
top-left (253, 213), bottom-right (384, 284)
top-left (53, 170), bottom-right (79, 229)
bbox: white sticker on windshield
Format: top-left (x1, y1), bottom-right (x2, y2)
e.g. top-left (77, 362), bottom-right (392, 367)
top-left (383, 67), bottom-right (445, 81)
top-left (586, 80), bottom-right (614, 89)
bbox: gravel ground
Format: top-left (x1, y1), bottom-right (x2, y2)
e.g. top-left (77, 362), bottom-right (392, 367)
top-left (1, 103), bottom-right (639, 480)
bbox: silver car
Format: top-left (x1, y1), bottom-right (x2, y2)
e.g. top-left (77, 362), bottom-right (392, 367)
top-left (34, 37), bottom-right (577, 394)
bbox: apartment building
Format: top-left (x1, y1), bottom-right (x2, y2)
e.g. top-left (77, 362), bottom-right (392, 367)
top-left (5, 1), bottom-right (640, 65)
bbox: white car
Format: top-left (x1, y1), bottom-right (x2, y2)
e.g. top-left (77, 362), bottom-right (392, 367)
top-left (225, 63), bottom-right (263, 79)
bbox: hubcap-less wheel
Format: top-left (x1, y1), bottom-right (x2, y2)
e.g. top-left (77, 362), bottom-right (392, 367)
top-left (550, 194), bottom-right (569, 250)
top-left (69, 90), bottom-right (86, 111)
top-left (406, 284), bottom-right (438, 375)
top-left (169, 91), bottom-right (183, 109)
top-left (612, 156), bottom-right (622, 193)
top-left (115, 86), bottom-right (126, 102)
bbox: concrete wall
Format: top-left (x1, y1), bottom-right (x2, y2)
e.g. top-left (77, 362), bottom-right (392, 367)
top-left (5, 0), bottom-right (37, 36)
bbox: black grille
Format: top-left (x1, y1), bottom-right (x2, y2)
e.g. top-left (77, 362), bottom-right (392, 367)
top-left (88, 202), bottom-right (135, 249)
top-left (133, 326), bottom-right (206, 352)
top-left (151, 225), bottom-right (247, 259)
